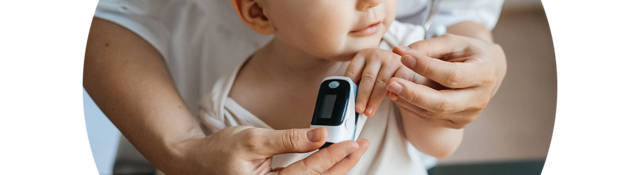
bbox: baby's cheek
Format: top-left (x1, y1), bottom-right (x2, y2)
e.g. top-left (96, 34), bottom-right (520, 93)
top-left (301, 30), bottom-right (351, 58)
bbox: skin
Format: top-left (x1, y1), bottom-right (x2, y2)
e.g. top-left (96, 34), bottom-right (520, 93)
top-left (351, 22), bottom-right (506, 156)
top-left (232, 0), bottom-right (463, 159)
top-left (344, 48), bottom-right (464, 158)
top-left (385, 22), bottom-right (507, 130)
top-left (84, 18), bottom-right (369, 175)
top-left (230, 0), bottom-right (396, 130)
top-left (85, 0), bottom-right (506, 174)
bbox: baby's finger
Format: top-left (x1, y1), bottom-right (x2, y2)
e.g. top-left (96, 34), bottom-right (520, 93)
top-left (356, 61), bottom-right (381, 115)
top-left (344, 53), bottom-right (367, 83)
top-left (364, 64), bottom-right (397, 116)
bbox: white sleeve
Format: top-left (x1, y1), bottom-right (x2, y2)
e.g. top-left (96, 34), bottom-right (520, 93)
top-left (93, 0), bottom-right (171, 59)
top-left (433, 0), bottom-right (504, 30)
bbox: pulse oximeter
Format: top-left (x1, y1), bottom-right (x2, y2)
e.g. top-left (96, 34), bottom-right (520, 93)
top-left (310, 76), bottom-right (362, 149)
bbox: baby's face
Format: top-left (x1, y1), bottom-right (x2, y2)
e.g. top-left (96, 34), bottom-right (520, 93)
top-left (262, 0), bottom-right (397, 60)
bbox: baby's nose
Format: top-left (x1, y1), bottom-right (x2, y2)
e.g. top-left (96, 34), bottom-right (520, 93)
top-left (356, 0), bottom-right (383, 11)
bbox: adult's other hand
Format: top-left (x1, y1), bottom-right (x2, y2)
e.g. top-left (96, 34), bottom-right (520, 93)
top-left (177, 126), bottom-right (370, 175)
top-left (387, 33), bottom-right (507, 129)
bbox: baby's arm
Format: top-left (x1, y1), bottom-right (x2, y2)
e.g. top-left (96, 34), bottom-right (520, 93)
top-left (397, 106), bottom-right (464, 158)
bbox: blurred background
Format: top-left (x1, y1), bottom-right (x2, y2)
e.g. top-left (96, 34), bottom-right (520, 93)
top-left (83, 0), bottom-right (556, 174)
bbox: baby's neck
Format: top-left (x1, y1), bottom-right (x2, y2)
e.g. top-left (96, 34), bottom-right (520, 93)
top-left (251, 39), bottom-right (349, 84)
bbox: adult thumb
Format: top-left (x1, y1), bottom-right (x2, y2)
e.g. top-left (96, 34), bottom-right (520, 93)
top-left (257, 127), bottom-right (328, 156)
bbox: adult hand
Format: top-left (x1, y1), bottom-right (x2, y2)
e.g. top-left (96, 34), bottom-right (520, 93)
top-left (177, 126), bottom-right (370, 175)
top-left (386, 33), bottom-right (507, 129)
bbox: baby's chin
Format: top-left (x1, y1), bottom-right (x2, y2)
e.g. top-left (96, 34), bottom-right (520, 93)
top-left (323, 48), bottom-right (377, 62)
top-left (315, 39), bottom-right (382, 62)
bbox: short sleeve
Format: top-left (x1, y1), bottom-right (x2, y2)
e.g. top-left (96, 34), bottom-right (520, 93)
top-left (433, 0), bottom-right (505, 30)
top-left (93, 0), bottom-right (171, 59)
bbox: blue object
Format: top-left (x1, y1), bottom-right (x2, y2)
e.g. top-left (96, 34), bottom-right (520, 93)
top-left (329, 81), bottom-right (340, 88)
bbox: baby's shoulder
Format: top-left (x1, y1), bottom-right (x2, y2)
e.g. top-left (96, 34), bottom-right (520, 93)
top-left (227, 59), bottom-right (266, 106)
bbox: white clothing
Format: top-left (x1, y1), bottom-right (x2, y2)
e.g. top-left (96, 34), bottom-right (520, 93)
top-left (433, 0), bottom-right (504, 30)
top-left (93, 0), bottom-right (503, 174)
top-left (397, 0), bottom-right (504, 36)
top-left (198, 21), bottom-right (428, 175)
top-left (94, 0), bottom-right (503, 116)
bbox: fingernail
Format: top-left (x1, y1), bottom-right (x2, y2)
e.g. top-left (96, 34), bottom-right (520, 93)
top-left (401, 55), bottom-right (416, 68)
top-left (387, 82), bottom-right (403, 95)
top-left (396, 46), bottom-right (410, 52)
top-left (347, 143), bottom-right (360, 152)
top-left (366, 108), bottom-right (373, 115)
top-left (356, 103), bottom-right (365, 112)
top-left (306, 128), bottom-right (323, 142)
top-left (356, 139), bottom-right (371, 151)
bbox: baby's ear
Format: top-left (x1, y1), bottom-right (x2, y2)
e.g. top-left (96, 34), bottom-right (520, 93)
top-left (232, 0), bottom-right (275, 35)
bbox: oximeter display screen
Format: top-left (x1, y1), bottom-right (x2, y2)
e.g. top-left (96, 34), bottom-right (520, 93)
top-left (311, 79), bottom-right (351, 126)
top-left (320, 94), bottom-right (337, 119)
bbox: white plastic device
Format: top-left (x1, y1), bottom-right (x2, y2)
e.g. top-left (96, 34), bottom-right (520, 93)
top-left (310, 76), bottom-right (363, 149)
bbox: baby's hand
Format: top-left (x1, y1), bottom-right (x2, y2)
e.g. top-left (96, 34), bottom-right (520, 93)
top-left (344, 48), bottom-right (415, 117)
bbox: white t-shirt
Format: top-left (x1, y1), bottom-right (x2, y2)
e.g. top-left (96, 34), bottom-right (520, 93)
top-left (93, 0), bottom-right (503, 174)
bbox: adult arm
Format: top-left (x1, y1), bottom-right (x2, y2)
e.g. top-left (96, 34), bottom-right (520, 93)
top-left (84, 18), bottom-right (368, 175)
top-left (85, 17), bottom-right (199, 172)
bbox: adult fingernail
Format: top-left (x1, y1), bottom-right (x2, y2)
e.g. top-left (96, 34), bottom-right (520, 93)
top-left (306, 128), bottom-right (323, 142)
top-left (347, 142), bottom-right (360, 152)
top-left (366, 108), bottom-right (373, 115)
top-left (357, 139), bottom-right (371, 151)
top-left (387, 82), bottom-right (403, 95)
top-left (401, 55), bottom-right (416, 68)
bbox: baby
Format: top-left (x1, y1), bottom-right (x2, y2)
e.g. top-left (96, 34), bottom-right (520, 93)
top-left (199, 0), bottom-right (463, 174)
